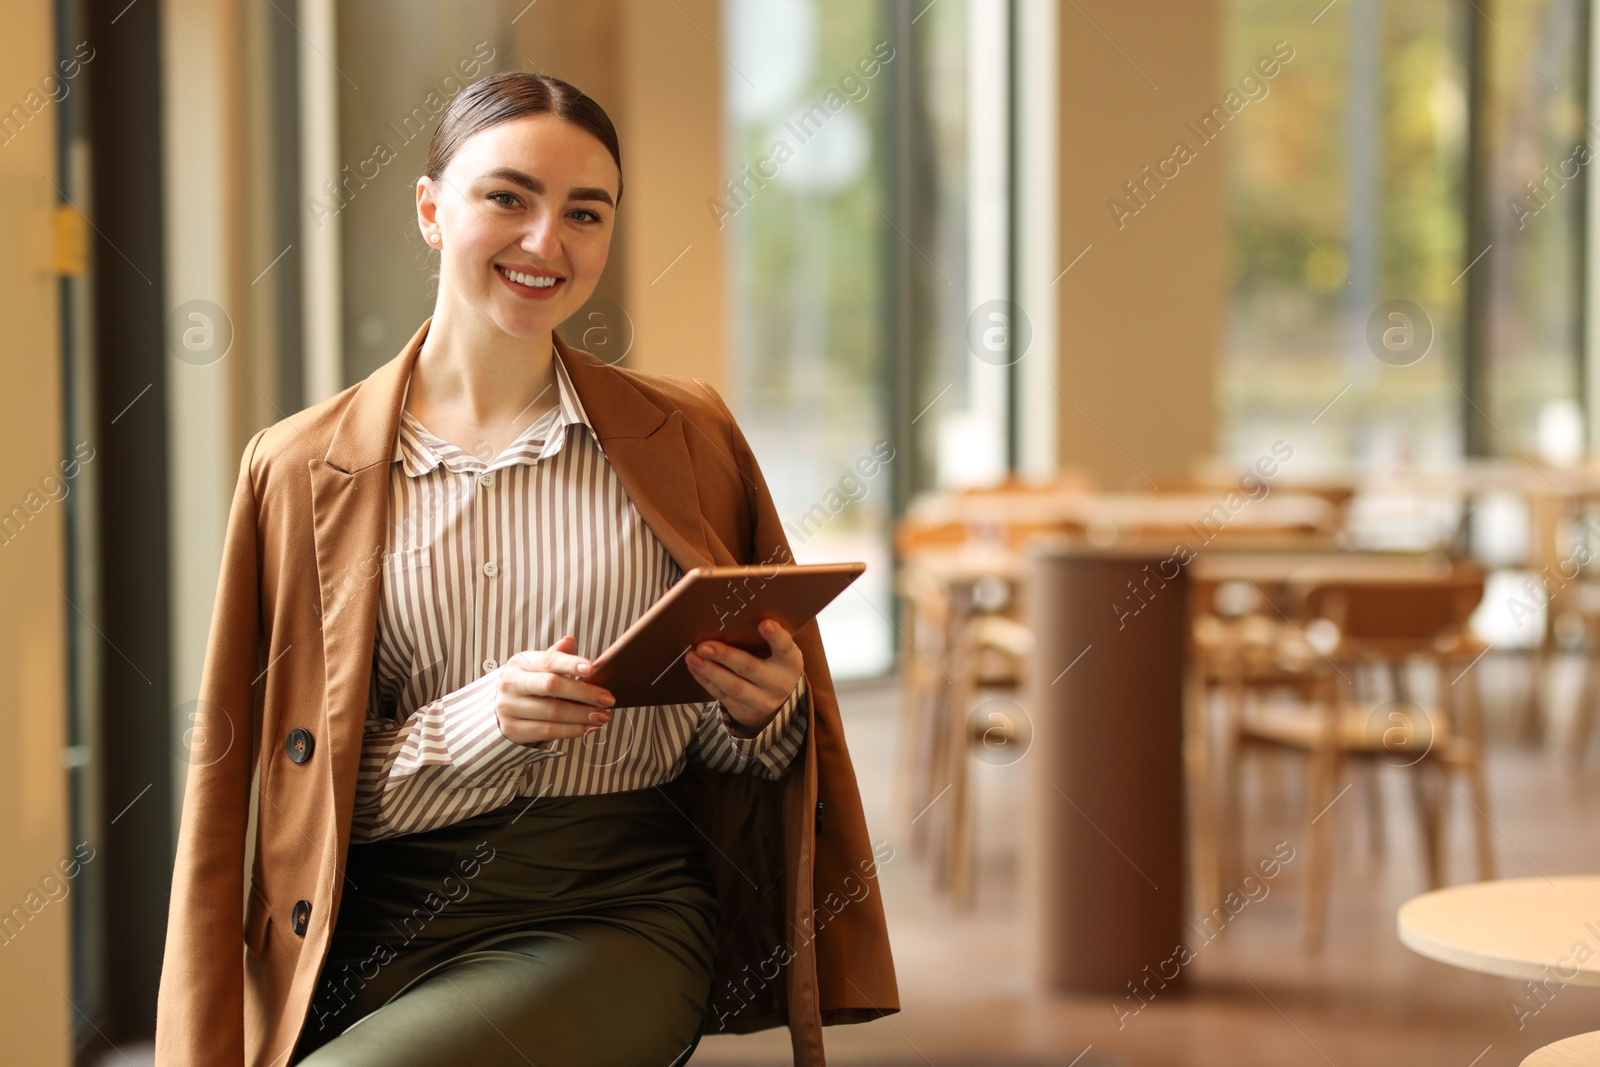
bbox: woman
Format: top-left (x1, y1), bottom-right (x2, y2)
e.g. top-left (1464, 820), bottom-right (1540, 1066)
top-left (154, 71), bottom-right (898, 1067)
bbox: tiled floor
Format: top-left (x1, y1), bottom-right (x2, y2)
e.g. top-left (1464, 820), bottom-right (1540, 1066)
top-left (695, 658), bottom-right (1600, 1067)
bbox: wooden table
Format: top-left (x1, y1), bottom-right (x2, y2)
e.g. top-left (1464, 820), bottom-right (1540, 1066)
top-left (907, 545), bottom-right (1448, 594)
top-left (900, 542), bottom-right (1024, 585)
top-left (1190, 550), bottom-right (1455, 586)
top-left (905, 490), bottom-right (1340, 543)
top-left (1398, 876), bottom-right (1600, 985)
top-left (1523, 1030), bottom-right (1600, 1066)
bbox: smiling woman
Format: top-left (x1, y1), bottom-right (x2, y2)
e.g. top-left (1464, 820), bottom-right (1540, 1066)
top-left (401, 75), bottom-right (627, 460)
top-left (153, 68), bottom-right (898, 1067)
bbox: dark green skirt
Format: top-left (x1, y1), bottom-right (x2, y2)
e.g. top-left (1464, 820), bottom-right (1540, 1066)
top-left (290, 774), bottom-right (721, 1067)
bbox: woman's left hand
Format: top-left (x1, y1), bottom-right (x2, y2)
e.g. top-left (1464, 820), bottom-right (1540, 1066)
top-left (686, 618), bottom-right (804, 737)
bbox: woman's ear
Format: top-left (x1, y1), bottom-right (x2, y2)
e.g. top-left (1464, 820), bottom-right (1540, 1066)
top-left (416, 176), bottom-right (442, 246)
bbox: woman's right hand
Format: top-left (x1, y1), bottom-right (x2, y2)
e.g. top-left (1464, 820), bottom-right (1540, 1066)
top-left (496, 634), bottom-right (616, 746)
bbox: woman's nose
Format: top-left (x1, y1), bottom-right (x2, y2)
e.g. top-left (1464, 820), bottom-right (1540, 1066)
top-left (517, 210), bottom-right (562, 258)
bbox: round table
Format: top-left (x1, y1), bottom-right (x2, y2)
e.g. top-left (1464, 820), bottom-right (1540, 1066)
top-left (1397, 876), bottom-right (1600, 986)
top-left (1522, 1030), bottom-right (1600, 1066)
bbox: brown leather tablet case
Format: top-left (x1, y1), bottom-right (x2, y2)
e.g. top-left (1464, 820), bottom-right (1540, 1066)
top-left (586, 562), bottom-right (866, 707)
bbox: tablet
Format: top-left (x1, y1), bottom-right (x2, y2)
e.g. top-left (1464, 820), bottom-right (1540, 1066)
top-left (585, 561), bottom-right (866, 707)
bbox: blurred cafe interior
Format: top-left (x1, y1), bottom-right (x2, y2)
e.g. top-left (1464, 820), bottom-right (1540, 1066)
top-left (11, 0), bottom-right (1600, 1064)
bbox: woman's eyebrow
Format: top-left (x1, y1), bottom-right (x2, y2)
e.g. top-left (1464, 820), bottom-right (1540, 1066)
top-left (477, 167), bottom-right (614, 207)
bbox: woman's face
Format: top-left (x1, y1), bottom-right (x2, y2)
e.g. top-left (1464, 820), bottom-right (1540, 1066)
top-left (416, 113), bottom-right (619, 339)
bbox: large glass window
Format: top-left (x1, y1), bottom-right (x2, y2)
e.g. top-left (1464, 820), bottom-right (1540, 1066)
top-left (721, 0), bottom-right (897, 679)
top-left (1220, 0), bottom-right (1587, 469)
top-left (721, 0), bottom-right (1015, 679)
top-left (1221, 0), bottom-right (1467, 470)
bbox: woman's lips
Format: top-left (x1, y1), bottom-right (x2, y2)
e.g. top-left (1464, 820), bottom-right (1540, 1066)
top-left (495, 264), bottom-right (567, 300)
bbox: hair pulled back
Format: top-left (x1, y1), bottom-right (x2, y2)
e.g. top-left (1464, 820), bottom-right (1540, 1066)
top-left (425, 70), bottom-right (623, 206)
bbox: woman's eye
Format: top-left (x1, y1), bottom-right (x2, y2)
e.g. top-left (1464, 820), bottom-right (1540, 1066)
top-left (488, 191), bottom-right (519, 207)
top-left (572, 209), bottom-right (602, 224)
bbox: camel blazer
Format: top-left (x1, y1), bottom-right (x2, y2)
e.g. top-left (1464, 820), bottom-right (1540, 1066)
top-left (153, 317), bottom-right (900, 1066)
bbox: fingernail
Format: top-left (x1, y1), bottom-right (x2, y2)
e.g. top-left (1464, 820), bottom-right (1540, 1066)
top-left (600, 694), bottom-right (615, 706)
top-left (588, 711), bottom-right (611, 724)
top-left (578, 662), bottom-right (592, 674)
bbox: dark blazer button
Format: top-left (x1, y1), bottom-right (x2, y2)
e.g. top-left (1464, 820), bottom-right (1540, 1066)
top-left (291, 899), bottom-right (312, 936)
top-left (285, 727), bottom-right (314, 764)
top-left (815, 799), bottom-right (824, 830)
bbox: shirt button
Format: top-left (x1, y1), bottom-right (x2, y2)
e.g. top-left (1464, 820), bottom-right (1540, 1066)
top-left (482, 561), bottom-right (499, 578)
top-left (483, 658), bottom-right (498, 672)
top-left (478, 472), bottom-right (494, 487)
top-left (291, 899), bottom-right (312, 937)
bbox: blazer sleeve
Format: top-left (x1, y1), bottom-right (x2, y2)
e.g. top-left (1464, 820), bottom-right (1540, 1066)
top-left (155, 426), bottom-right (269, 1066)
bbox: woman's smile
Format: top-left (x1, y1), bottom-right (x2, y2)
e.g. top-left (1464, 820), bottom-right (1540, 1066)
top-left (494, 262), bottom-right (568, 300)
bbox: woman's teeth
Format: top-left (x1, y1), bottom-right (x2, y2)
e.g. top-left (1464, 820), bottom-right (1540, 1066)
top-left (498, 266), bottom-right (561, 289)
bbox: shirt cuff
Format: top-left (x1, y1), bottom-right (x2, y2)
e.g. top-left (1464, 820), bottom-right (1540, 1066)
top-left (713, 672), bottom-right (808, 774)
top-left (438, 664), bottom-right (567, 785)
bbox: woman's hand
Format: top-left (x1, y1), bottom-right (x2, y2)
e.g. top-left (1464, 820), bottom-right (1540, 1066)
top-left (686, 618), bottom-right (804, 737)
top-left (496, 635), bottom-right (615, 745)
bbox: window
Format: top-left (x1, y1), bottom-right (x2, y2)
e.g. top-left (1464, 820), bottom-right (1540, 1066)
top-left (721, 0), bottom-right (898, 678)
top-left (721, 0), bottom-right (1017, 679)
top-left (1220, 0), bottom-right (1587, 469)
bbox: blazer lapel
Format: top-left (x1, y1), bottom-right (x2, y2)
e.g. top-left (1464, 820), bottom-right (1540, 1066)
top-left (309, 317), bottom-right (721, 778)
top-left (552, 329), bottom-right (718, 574)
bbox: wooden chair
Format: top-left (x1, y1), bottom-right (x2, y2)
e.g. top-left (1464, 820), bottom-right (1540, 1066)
top-left (892, 480), bottom-right (1070, 887)
top-left (894, 549), bottom-right (1034, 885)
top-left (894, 560), bottom-right (953, 856)
top-left (1188, 579), bottom-right (1328, 915)
top-left (941, 610), bottom-right (1034, 907)
top-left (893, 491), bottom-right (1069, 859)
top-left (1524, 486), bottom-right (1600, 755)
top-left (1218, 563), bottom-right (1495, 951)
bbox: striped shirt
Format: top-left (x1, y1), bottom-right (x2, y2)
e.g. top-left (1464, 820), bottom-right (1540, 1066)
top-left (349, 354), bottom-right (809, 843)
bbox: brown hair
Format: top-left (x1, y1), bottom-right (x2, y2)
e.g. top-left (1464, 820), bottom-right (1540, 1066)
top-left (425, 70), bottom-right (623, 207)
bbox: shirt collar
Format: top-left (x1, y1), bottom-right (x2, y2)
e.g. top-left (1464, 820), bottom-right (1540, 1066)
top-left (393, 353), bottom-right (601, 478)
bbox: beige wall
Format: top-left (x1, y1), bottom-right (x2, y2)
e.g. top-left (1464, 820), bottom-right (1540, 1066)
top-left (617, 0), bottom-right (728, 391)
top-left (1056, 0), bottom-right (1221, 487)
top-left (0, 2), bottom-right (73, 1062)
